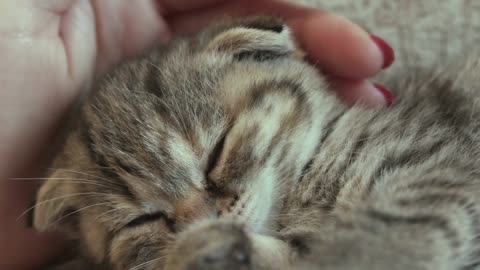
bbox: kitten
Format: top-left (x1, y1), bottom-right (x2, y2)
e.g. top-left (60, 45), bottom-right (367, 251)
top-left (32, 17), bottom-right (480, 270)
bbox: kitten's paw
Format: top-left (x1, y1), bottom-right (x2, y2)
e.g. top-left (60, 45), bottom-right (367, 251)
top-left (167, 220), bottom-right (253, 270)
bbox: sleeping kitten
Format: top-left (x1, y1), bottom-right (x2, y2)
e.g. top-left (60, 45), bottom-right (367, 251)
top-left (33, 17), bottom-right (480, 270)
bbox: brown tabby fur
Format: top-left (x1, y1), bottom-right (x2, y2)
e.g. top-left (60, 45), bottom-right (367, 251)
top-left (33, 17), bottom-right (480, 270)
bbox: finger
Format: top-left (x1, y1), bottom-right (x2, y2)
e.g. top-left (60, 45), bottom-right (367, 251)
top-left (166, 0), bottom-right (393, 79)
top-left (165, 0), bottom-right (308, 33)
top-left (330, 78), bottom-right (394, 107)
top-left (92, 0), bottom-right (171, 74)
top-left (290, 13), bottom-right (392, 79)
top-left (34, 0), bottom-right (76, 14)
top-left (158, 0), bottom-right (225, 14)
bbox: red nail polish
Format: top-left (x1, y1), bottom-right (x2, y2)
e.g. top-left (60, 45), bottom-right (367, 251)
top-left (374, 83), bottom-right (394, 106)
top-left (370, 34), bottom-right (395, 69)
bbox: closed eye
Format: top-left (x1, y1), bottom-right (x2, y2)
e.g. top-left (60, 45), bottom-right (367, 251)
top-left (125, 212), bottom-right (166, 227)
top-left (206, 135), bottom-right (226, 175)
top-left (205, 134), bottom-right (228, 194)
top-left (125, 212), bottom-right (175, 232)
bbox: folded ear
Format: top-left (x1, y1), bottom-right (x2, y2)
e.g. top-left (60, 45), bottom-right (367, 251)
top-left (33, 171), bottom-right (79, 234)
top-left (207, 16), bottom-right (303, 60)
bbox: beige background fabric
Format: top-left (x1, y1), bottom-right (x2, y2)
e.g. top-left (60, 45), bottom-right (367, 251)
top-left (290, 0), bottom-right (480, 77)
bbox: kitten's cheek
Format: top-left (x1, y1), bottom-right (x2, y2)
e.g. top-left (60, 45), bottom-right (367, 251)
top-left (330, 79), bottom-right (394, 107)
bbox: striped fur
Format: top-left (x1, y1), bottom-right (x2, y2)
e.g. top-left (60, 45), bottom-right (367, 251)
top-left (34, 17), bottom-right (480, 270)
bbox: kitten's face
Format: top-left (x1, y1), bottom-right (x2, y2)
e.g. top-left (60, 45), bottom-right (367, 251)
top-left (33, 17), bottom-right (335, 268)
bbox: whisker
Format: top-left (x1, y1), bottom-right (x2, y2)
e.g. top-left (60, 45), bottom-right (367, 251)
top-left (17, 192), bottom-right (109, 221)
top-left (47, 168), bottom-right (121, 186)
top-left (49, 202), bottom-right (112, 227)
top-left (10, 177), bottom-right (122, 190)
top-left (130, 256), bottom-right (165, 270)
top-left (92, 206), bottom-right (131, 223)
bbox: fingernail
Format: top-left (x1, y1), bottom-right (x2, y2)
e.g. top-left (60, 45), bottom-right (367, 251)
top-left (374, 83), bottom-right (394, 106)
top-left (370, 35), bottom-right (395, 69)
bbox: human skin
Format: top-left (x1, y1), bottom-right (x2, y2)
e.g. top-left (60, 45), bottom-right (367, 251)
top-left (0, 0), bottom-right (394, 268)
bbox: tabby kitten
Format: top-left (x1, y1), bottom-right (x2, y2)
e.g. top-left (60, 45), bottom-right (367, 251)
top-left (33, 17), bottom-right (480, 270)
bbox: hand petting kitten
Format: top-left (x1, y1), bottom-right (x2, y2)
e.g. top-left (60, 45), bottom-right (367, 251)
top-left (0, 0), bottom-right (394, 269)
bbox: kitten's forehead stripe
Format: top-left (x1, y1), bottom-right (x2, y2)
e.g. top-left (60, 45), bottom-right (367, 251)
top-left (210, 124), bottom-right (259, 185)
top-left (83, 62), bottom-right (226, 196)
top-left (248, 80), bottom-right (309, 112)
top-left (78, 115), bottom-right (139, 199)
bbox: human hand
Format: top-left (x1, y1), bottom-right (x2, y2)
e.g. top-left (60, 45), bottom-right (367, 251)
top-left (0, 0), bottom-right (394, 269)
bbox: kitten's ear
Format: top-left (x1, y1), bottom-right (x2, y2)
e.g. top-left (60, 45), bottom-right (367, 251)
top-left (33, 172), bottom-right (79, 234)
top-left (207, 16), bottom-right (303, 60)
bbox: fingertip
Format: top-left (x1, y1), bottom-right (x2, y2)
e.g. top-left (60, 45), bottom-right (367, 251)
top-left (370, 34), bottom-right (395, 69)
top-left (330, 79), bottom-right (393, 107)
top-left (289, 12), bottom-right (386, 79)
top-left (373, 82), bottom-right (394, 106)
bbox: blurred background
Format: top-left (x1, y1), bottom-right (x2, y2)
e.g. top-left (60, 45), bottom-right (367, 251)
top-left (293, 0), bottom-right (480, 76)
